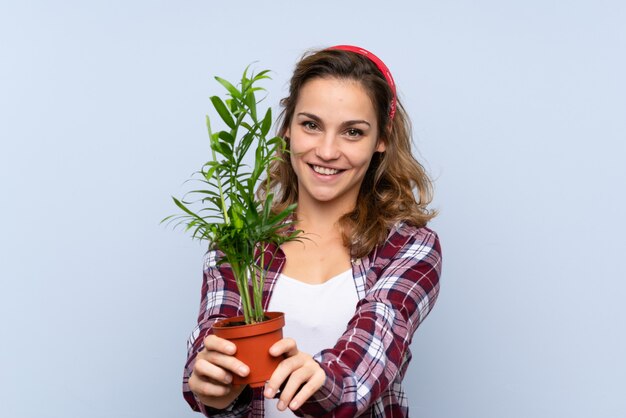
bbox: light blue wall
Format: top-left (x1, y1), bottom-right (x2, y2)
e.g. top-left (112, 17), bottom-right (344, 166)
top-left (1, 1), bottom-right (624, 417)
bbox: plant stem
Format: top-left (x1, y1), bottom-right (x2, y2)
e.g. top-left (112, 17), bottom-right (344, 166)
top-left (232, 261), bottom-right (252, 324)
top-left (255, 244), bottom-right (267, 322)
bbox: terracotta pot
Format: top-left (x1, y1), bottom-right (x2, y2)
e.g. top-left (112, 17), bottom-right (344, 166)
top-left (212, 311), bottom-right (285, 388)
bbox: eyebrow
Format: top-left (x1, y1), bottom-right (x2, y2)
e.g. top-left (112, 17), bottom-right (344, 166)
top-left (296, 112), bottom-right (371, 127)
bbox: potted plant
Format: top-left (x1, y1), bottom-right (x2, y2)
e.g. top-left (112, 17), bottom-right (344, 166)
top-left (163, 67), bottom-right (301, 387)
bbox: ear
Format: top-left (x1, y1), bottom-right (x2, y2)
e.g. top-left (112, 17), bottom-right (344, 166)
top-left (375, 138), bottom-right (386, 153)
top-left (284, 127), bottom-right (291, 139)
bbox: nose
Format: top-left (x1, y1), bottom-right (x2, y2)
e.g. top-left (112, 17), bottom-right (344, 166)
top-left (315, 132), bottom-right (341, 161)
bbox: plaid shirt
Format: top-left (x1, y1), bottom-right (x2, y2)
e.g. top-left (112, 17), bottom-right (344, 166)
top-left (183, 223), bottom-right (442, 417)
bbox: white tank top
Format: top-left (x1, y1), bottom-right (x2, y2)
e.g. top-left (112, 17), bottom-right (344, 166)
top-left (265, 269), bottom-right (358, 417)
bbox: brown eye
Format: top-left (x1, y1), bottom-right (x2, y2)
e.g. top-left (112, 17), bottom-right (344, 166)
top-left (346, 128), bottom-right (363, 138)
top-left (302, 121), bottom-right (318, 131)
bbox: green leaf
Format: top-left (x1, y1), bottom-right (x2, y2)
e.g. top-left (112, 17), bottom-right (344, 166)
top-left (172, 197), bottom-right (206, 223)
top-left (261, 108), bottom-right (272, 137)
top-left (210, 96), bottom-right (235, 129)
top-left (226, 98), bottom-right (238, 113)
top-left (253, 70), bottom-right (271, 82)
top-left (262, 193), bottom-right (274, 220)
top-left (268, 135), bottom-right (285, 148)
top-left (244, 90), bottom-right (257, 119)
top-left (267, 203), bottom-right (298, 225)
top-left (189, 189), bottom-right (219, 197)
top-left (215, 76), bottom-right (241, 99)
top-left (242, 64), bottom-right (251, 85)
top-left (222, 142), bottom-right (234, 158)
top-left (201, 164), bottom-right (219, 182)
top-left (218, 131), bottom-right (235, 145)
top-left (210, 133), bottom-right (224, 154)
top-left (239, 121), bottom-right (255, 132)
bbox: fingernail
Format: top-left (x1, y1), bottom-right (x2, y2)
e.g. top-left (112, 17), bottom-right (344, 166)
top-left (264, 387), bottom-right (274, 397)
top-left (290, 400), bottom-right (299, 409)
top-left (277, 400), bottom-right (285, 410)
top-left (238, 365), bottom-right (249, 376)
top-left (223, 374), bottom-right (232, 384)
top-left (226, 344), bottom-right (236, 354)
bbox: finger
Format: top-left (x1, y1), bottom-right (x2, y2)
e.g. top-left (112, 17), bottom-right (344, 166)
top-left (193, 358), bottom-right (234, 385)
top-left (189, 369), bottom-right (232, 398)
top-left (287, 368), bottom-right (326, 411)
top-left (203, 334), bottom-right (237, 355)
top-left (205, 350), bottom-right (250, 377)
top-left (264, 354), bottom-right (303, 399)
top-left (269, 337), bottom-right (298, 357)
top-left (276, 369), bottom-right (309, 410)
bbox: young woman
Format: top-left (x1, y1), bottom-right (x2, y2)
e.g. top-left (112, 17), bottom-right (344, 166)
top-left (182, 45), bottom-right (442, 417)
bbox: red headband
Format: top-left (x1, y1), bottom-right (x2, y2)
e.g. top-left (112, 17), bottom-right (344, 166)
top-left (327, 45), bottom-right (397, 121)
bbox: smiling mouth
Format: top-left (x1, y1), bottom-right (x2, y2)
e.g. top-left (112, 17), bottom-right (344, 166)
top-left (310, 164), bottom-right (343, 176)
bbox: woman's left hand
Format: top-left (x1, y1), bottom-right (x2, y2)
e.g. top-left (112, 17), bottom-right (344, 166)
top-left (263, 338), bottom-right (326, 412)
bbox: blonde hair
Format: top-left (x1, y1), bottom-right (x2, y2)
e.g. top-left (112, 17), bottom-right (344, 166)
top-left (259, 49), bottom-right (436, 258)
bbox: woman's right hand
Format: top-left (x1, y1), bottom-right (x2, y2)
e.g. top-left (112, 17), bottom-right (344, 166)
top-left (189, 334), bottom-right (250, 410)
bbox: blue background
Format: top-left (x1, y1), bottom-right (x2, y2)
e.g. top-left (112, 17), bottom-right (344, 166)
top-left (1, 1), bottom-right (625, 417)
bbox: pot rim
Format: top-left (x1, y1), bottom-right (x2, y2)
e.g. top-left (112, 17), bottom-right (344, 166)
top-left (213, 311), bottom-right (285, 338)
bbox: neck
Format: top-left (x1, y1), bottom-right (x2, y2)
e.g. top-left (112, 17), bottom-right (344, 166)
top-left (295, 193), bottom-right (356, 236)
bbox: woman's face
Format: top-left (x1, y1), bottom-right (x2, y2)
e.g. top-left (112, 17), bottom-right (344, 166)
top-left (286, 77), bottom-right (385, 210)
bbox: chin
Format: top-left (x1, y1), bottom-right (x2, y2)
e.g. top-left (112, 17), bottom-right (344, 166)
top-left (311, 194), bottom-right (337, 202)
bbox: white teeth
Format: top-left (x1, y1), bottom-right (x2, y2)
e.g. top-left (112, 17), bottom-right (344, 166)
top-left (312, 165), bottom-right (340, 175)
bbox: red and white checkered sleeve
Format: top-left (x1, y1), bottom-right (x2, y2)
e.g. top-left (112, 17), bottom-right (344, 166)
top-left (182, 250), bottom-right (250, 417)
top-left (298, 226), bottom-right (442, 417)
